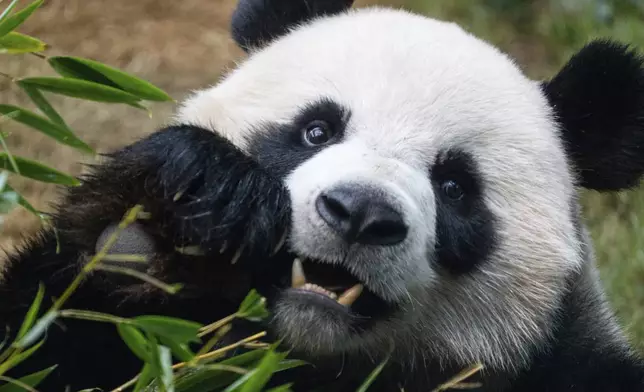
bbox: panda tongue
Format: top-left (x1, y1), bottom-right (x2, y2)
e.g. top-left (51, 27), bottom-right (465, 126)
top-left (291, 258), bottom-right (363, 306)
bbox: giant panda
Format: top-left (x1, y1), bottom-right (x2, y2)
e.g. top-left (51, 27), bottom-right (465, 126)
top-left (2, 0), bottom-right (644, 390)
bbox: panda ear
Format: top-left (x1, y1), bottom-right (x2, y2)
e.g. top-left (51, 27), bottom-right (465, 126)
top-left (542, 39), bottom-right (644, 191)
top-left (230, 0), bottom-right (354, 52)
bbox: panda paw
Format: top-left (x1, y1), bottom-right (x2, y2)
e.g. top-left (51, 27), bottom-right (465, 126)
top-left (57, 124), bottom-right (291, 269)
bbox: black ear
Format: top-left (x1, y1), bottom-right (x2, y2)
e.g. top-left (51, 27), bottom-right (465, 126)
top-left (231, 0), bottom-right (354, 52)
top-left (542, 39), bottom-right (644, 191)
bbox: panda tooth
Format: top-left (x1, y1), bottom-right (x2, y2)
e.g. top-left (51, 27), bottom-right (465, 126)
top-left (271, 231), bottom-right (288, 256)
top-left (337, 284), bottom-right (363, 306)
top-left (292, 258), bottom-right (306, 288)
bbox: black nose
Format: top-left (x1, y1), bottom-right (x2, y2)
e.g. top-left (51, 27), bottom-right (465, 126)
top-left (315, 185), bottom-right (408, 246)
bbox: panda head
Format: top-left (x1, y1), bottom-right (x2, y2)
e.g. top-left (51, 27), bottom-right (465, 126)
top-left (175, 0), bottom-right (644, 371)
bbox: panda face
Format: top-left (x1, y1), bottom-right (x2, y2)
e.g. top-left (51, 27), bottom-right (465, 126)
top-left (176, 8), bottom-right (581, 369)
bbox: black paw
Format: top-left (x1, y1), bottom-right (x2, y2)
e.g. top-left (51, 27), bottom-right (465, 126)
top-left (126, 125), bottom-right (292, 266)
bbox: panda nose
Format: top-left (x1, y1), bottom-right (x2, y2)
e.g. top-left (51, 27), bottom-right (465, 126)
top-left (315, 185), bottom-right (408, 246)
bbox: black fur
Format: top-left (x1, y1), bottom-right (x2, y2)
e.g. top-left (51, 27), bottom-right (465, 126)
top-left (431, 149), bottom-right (497, 275)
top-left (231, 0), bottom-right (354, 51)
top-left (1, 124), bottom-right (292, 391)
top-left (248, 98), bottom-right (351, 178)
top-left (543, 39), bottom-right (644, 191)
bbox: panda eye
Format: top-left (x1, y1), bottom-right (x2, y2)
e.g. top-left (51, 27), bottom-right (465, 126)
top-left (302, 120), bottom-right (335, 146)
top-left (441, 180), bottom-right (464, 201)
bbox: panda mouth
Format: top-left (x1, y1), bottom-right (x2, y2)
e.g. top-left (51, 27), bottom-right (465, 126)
top-left (281, 257), bottom-right (391, 321)
top-left (290, 258), bottom-right (364, 307)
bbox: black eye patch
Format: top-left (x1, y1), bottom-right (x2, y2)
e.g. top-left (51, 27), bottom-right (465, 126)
top-left (247, 97), bottom-right (351, 179)
top-left (431, 149), bottom-right (497, 276)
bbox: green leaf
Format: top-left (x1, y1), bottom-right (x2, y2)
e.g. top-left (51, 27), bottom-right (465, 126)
top-left (238, 349), bottom-right (287, 392)
top-left (236, 290), bottom-right (269, 322)
top-left (117, 324), bottom-right (151, 362)
top-left (0, 0), bottom-right (21, 25)
top-left (221, 370), bottom-right (257, 392)
top-left (0, 365), bottom-right (57, 392)
top-left (132, 316), bottom-right (202, 345)
top-left (2, 183), bottom-right (39, 215)
top-left (355, 356), bottom-right (389, 392)
top-left (133, 363), bottom-right (155, 392)
top-left (0, 170), bottom-right (8, 190)
top-left (0, 0), bottom-right (44, 39)
top-left (274, 359), bottom-right (307, 373)
top-left (0, 153), bottom-right (80, 186)
top-left (93, 264), bottom-right (182, 294)
top-left (0, 129), bottom-right (19, 176)
top-left (18, 77), bottom-right (145, 109)
top-left (0, 339), bottom-right (45, 375)
top-left (0, 104), bottom-right (93, 154)
top-left (158, 345), bottom-right (175, 392)
top-left (173, 349), bottom-right (265, 392)
top-left (159, 336), bottom-right (195, 363)
top-left (15, 283), bottom-right (44, 341)
top-left (48, 56), bottom-right (174, 102)
top-left (18, 82), bottom-right (68, 128)
top-left (13, 311), bottom-right (57, 349)
top-left (0, 186), bottom-right (18, 215)
top-left (58, 309), bottom-right (129, 325)
top-left (265, 384), bottom-right (293, 392)
top-left (0, 32), bottom-right (45, 54)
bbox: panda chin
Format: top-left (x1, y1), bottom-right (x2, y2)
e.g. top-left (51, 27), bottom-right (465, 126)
top-left (267, 257), bottom-right (394, 354)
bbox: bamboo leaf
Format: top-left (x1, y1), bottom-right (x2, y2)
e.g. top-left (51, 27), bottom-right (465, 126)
top-left (93, 264), bottom-right (182, 294)
top-left (158, 335), bottom-right (195, 363)
top-left (0, 32), bottom-right (45, 54)
top-left (0, 0), bottom-right (44, 38)
top-left (0, 365), bottom-right (57, 392)
top-left (0, 339), bottom-right (45, 375)
top-left (0, 184), bottom-right (18, 215)
top-left (18, 82), bottom-right (68, 128)
top-left (15, 284), bottom-right (45, 341)
top-left (132, 316), bottom-right (202, 344)
top-left (173, 349), bottom-right (265, 392)
top-left (48, 56), bottom-right (174, 102)
top-left (236, 290), bottom-right (269, 321)
top-left (2, 183), bottom-right (39, 215)
top-left (13, 311), bottom-right (57, 349)
top-left (237, 349), bottom-right (287, 392)
top-left (0, 0), bottom-right (21, 25)
top-left (158, 345), bottom-right (175, 392)
top-left (117, 324), bottom-right (151, 362)
top-left (133, 363), bottom-right (155, 392)
top-left (18, 77), bottom-right (145, 109)
top-left (265, 384), bottom-right (293, 392)
top-left (355, 356), bottom-right (389, 392)
top-left (0, 153), bottom-right (80, 186)
top-left (0, 126), bottom-right (20, 174)
top-left (0, 104), bottom-right (93, 154)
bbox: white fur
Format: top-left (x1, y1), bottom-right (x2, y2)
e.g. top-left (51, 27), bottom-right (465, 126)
top-left (175, 7), bottom-right (583, 372)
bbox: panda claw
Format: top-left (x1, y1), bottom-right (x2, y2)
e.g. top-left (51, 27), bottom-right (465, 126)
top-left (230, 245), bottom-right (245, 264)
top-left (219, 240), bottom-right (228, 254)
top-left (271, 231), bottom-right (288, 255)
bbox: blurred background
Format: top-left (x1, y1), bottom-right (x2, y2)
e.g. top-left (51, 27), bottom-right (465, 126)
top-left (1, 0), bottom-right (643, 348)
